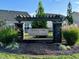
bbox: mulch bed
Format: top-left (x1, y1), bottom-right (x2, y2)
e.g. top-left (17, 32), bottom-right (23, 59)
top-left (0, 43), bottom-right (79, 55)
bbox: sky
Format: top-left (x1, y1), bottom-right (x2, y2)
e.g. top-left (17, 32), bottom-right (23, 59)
top-left (0, 0), bottom-right (79, 16)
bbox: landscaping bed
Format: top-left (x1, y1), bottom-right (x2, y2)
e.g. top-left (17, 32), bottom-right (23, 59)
top-left (1, 43), bottom-right (79, 55)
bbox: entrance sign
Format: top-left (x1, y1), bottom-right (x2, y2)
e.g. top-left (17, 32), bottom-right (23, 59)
top-left (28, 29), bottom-right (48, 36)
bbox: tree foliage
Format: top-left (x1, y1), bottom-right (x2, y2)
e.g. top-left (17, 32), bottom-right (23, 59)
top-left (66, 2), bottom-right (73, 25)
top-left (32, 0), bottom-right (47, 28)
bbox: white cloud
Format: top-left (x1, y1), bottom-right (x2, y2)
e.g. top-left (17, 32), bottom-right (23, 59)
top-left (74, 7), bottom-right (79, 12)
top-left (55, 0), bottom-right (60, 1)
top-left (46, 10), bottom-right (66, 16)
top-left (75, 1), bottom-right (79, 4)
top-left (29, 12), bottom-right (36, 17)
top-left (76, 9), bottom-right (79, 12)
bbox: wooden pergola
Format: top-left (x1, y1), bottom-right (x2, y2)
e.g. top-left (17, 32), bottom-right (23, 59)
top-left (15, 14), bottom-right (65, 43)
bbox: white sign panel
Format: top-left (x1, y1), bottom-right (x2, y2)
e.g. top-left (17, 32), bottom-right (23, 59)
top-left (28, 29), bottom-right (48, 36)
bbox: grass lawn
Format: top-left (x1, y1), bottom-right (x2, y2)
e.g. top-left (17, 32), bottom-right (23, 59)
top-left (23, 33), bottom-right (33, 39)
top-left (0, 52), bottom-right (79, 59)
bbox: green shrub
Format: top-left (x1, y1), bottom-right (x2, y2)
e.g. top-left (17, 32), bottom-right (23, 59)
top-left (0, 27), bottom-right (18, 45)
top-left (63, 26), bottom-right (79, 46)
top-left (6, 42), bottom-right (19, 50)
top-left (60, 44), bottom-right (68, 50)
top-left (66, 46), bottom-right (71, 50)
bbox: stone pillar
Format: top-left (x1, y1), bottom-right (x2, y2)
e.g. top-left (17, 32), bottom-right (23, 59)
top-left (15, 23), bottom-right (23, 41)
top-left (53, 22), bottom-right (62, 43)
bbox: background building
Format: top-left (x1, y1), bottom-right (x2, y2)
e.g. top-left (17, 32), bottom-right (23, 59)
top-left (0, 10), bottom-right (31, 31)
top-left (72, 12), bottom-right (79, 26)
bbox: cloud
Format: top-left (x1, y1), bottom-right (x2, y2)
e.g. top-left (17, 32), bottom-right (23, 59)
top-left (29, 12), bottom-right (36, 16)
top-left (75, 1), bottom-right (79, 4)
top-left (55, 0), bottom-right (61, 2)
top-left (46, 10), bottom-right (66, 16)
top-left (74, 7), bottom-right (79, 12)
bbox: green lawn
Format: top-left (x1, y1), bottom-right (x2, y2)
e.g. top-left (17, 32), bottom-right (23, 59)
top-left (0, 52), bottom-right (79, 59)
top-left (23, 33), bottom-right (33, 39)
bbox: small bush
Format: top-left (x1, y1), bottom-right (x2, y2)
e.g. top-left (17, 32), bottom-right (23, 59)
top-left (6, 42), bottom-right (19, 50)
top-left (0, 27), bottom-right (18, 45)
top-left (66, 46), bottom-right (71, 50)
top-left (62, 25), bottom-right (79, 46)
top-left (60, 44), bottom-right (68, 50)
top-left (59, 44), bottom-right (71, 50)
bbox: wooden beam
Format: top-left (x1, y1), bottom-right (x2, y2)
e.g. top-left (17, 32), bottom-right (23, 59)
top-left (15, 15), bottom-right (65, 22)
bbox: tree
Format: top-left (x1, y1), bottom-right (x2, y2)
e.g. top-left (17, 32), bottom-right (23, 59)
top-left (66, 2), bottom-right (73, 25)
top-left (32, 0), bottom-right (47, 28)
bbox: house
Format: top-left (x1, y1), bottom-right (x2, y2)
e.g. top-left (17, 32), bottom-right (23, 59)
top-left (0, 10), bottom-right (31, 31)
top-left (72, 12), bottom-right (79, 26)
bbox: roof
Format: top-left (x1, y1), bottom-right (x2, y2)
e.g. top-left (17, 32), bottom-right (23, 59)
top-left (0, 10), bottom-right (30, 21)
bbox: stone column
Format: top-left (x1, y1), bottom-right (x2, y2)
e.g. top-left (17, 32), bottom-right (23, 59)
top-left (15, 23), bottom-right (23, 41)
top-left (53, 22), bottom-right (62, 43)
